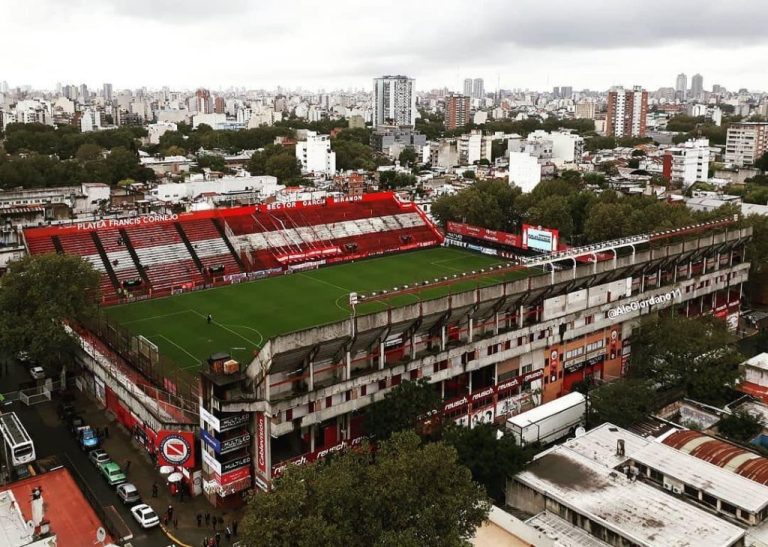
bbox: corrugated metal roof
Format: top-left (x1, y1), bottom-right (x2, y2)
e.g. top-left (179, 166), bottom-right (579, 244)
top-left (663, 430), bottom-right (768, 486)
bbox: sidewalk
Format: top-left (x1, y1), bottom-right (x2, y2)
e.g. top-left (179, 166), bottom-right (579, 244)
top-left (77, 398), bottom-right (245, 546)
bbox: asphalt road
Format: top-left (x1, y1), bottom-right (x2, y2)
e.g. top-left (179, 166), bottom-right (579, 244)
top-left (0, 359), bottom-right (170, 547)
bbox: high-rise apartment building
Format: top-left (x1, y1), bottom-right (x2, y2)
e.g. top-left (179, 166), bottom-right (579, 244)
top-left (560, 86), bottom-right (573, 100)
top-left (690, 73), bottom-right (704, 100)
top-left (373, 75), bottom-right (416, 127)
top-left (102, 83), bottom-right (113, 102)
top-left (574, 101), bottom-right (596, 120)
top-left (444, 94), bottom-right (471, 130)
top-left (662, 138), bottom-right (711, 187)
top-left (214, 96), bottom-right (225, 114)
top-left (463, 78), bottom-right (473, 97)
top-left (552, 86), bottom-right (560, 98)
top-left (725, 122), bottom-right (768, 167)
top-left (472, 78), bottom-right (484, 100)
top-left (675, 73), bottom-right (687, 101)
top-left (195, 88), bottom-right (213, 114)
top-left (605, 86), bottom-right (648, 138)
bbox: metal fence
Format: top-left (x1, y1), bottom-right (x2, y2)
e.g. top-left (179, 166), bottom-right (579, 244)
top-left (87, 313), bottom-right (200, 410)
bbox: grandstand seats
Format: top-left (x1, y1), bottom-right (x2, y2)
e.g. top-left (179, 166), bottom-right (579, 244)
top-left (23, 193), bottom-right (443, 303)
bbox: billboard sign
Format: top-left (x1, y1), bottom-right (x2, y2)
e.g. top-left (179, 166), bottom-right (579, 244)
top-left (522, 224), bottom-right (558, 252)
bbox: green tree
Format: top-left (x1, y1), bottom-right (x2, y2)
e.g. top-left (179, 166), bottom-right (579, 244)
top-left (442, 423), bottom-right (531, 502)
top-left (247, 145), bottom-right (302, 181)
top-left (431, 179), bottom-right (522, 232)
top-left (526, 195), bottom-right (574, 240)
top-left (718, 410), bottom-right (764, 443)
top-left (365, 379), bottom-right (441, 440)
top-left (240, 431), bottom-right (490, 547)
top-left (756, 152), bottom-right (768, 173)
top-left (462, 170), bottom-right (476, 180)
top-left (75, 143), bottom-right (103, 162)
top-left (583, 379), bottom-right (657, 428)
top-left (0, 254), bottom-right (100, 369)
top-left (630, 315), bottom-right (742, 405)
top-left (398, 147), bottom-right (418, 166)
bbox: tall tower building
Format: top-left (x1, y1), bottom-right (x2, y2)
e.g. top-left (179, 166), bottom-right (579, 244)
top-left (605, 86), bottom-right (648, 138)
top-left (472, 78), bottom-right (484, 100)
top-left (444, 94), bottom-right (471, 130)
top-left (103, 83), bottom-right (113, 101)
top-left (560, 86), bottom-right (573, 100)
top-left (675, 73), bottom-right (687, 101)
top-left (195, 88), bottom-right (213, 114)
top-left (373, 75), bottom-right (416, 127)
top-left (463, 79), bottom-right (473, 97)
top-left (690, 73), bottom-right (704, 100)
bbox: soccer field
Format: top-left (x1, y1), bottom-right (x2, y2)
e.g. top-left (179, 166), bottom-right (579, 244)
top-left (107, 247), bottom-right (534, 372)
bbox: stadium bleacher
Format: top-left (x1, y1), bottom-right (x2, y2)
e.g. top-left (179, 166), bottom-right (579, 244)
top-left (22, 192), bottom-right (443, 303)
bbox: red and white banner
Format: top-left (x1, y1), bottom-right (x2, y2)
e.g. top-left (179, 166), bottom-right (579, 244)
top-left (447, 221), bottom-right (523, 248)
top-left (156, 430), bottom-right (196, 469)
top-left (256, 412), bottom-right (267, 474)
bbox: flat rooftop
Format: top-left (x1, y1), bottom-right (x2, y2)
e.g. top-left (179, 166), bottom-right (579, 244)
top-left (526, 511), bottom-right (612, 547)
top-left (563, 423), bottom-right (768, 515)
top-left (516, 447), bottom-right (745, 547)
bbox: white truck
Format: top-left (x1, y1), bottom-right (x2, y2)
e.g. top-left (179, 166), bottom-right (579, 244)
top-left (506, 392), bottom-right (586, 446)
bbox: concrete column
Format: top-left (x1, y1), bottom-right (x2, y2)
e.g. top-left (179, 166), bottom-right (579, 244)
top-left (688, 260), bottom-right (692, 279)
top-left (468, 371), bottom-right (473, 393)
top-left (518, 305), bottom-right (525, 329)
top-left (641, 274), bottom-right (645, 293)
top-left (703, 256), bottom-right (707, 275)
top-left (309, 425), bottom-right (316, 452)
top-left (379, 342), bottom-right (385, 370)
top-left (494, 312), bottom-right (500, 336)
top-left (468, 317), bottom-right (474, 343)
top-left (308, 360), bottom-right (315, 391)
top-left (410, 334), bottom-right (416, 359)
top-left (673, 265), bottom-right (677, 284)
top-left (440, 325), bottom-right (447, 351)
top-left (345, 350), bottom-right (351, 380)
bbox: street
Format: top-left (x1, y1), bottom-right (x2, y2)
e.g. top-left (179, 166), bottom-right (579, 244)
top-left (1, 358), bottom-right (170, 547)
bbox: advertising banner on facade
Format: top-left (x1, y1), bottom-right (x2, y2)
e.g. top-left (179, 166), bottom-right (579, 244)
top-left (522, 224), bottom-right (559, 252)
top-left (156, 430), bottom-right (196, 469)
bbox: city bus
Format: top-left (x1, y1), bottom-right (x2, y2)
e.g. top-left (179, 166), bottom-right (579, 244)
top-left (0, 412), bottom-right (36, 469)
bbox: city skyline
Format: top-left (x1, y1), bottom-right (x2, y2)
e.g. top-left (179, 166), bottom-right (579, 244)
top-left (2, 0), bottom-right (767, 92)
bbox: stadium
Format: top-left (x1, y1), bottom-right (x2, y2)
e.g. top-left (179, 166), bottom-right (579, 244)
top-left (22, 192), bottom-right (753, 506)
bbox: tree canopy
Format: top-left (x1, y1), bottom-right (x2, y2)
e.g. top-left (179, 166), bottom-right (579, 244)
top-left (718, 410), bottom-right (764, 443)
top-left (629, 315), bottom-right (742, 405)
top-left (0, 254), bottom-right (100, 368)
top-left (365, 379), bottom-right (441, 440)
top-left (239, 430), bottom-right (490, 547)
top-left (581, 378), bottom-right (657, 428)
top-left (442, 423), bottom-right (531, 502)
top-left (431, 179), bottom-right (523, 232)
top-left (247, 144), bottom-right (302, 182)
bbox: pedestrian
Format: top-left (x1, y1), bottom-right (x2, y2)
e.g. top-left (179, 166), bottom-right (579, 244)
top-left (232, 520), bottom-right (237, 536)
top-left (225, 525), bottom-right (231, 542)
top-left (202, 538), bottom-right (208, 547)
top-left (212, 516), bottom-right (217, 531)
top-left (152, 482), bottom-right (158, 498)
top-left (167, 504), bottom-right (174, 521)
top-left (197, 513), bottom-right (202, 527)
top-left (207, 313), bottom-right (212, 324)
top-left (124, 460), bottom-right (131, 473)
top-left (173, 517), bottom-right (178, 530)
top-left (205, 512), bottom-right (210, 525)
top-left (207, 538), bottom-right (215, 547)
top-left (163, 514), bottom-right (168, 527)
top-left (215, 532), bottom-right (221, 547)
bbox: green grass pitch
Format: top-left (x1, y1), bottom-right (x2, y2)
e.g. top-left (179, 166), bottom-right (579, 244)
top-left (107, 247), bottom-right (535, 372)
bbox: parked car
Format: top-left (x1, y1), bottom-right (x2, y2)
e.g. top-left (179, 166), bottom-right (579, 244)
top-left (57, 402), bottom-right (75, 420)
top-left (77, 426), bottom-right (100, 451)
top-left (98, 462), bottom-right (126, 486)
top-left (130, 504), bottom-right (159, 528)
top-left (88, 449), bottom-right (110, 467)
top-left (68, 416), bottom-right (85, 434)
top-left (117, 483), bottom-right (141, 505)
top-left (29, 366), bottom-right (45, 380)
top-left (16, 351), bottom-right (31, 363)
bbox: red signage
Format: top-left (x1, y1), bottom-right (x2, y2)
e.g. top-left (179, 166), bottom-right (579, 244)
top-left (442, 369), bottom-right (544, 413)
top-left (256, 412), bottom-right (267, 474)
top-left (218, 466), bottom-right (251, 486)
top-left (156, 430), bottom-right (196, 469)
top-left (447, 221), bottom-right (522, 248)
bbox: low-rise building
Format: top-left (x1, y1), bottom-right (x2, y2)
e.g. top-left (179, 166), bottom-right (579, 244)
top-left (663, 138), bottom-right (711, 187)
top-left (508, 152), bottom-right (541, 192)
top-left (295, 132), bottom-right (336, 176)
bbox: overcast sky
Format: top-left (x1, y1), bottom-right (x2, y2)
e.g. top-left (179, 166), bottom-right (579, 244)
top-left (2, 0), bottom-right (767, 93)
